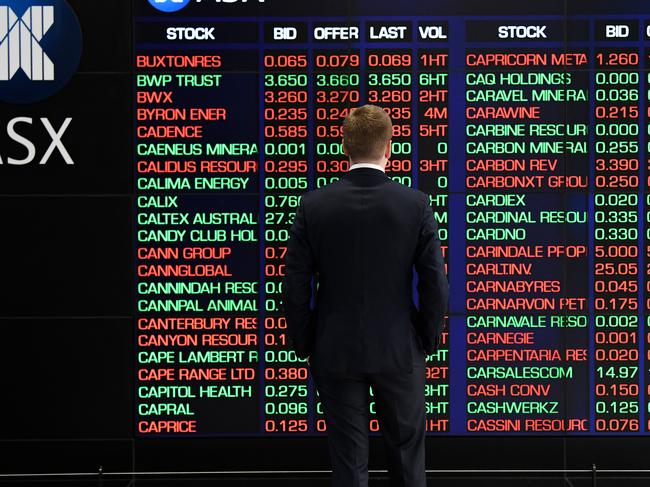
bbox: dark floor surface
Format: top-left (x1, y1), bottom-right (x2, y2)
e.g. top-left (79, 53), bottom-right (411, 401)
top-left (1, 476), bottom-right (649, 486)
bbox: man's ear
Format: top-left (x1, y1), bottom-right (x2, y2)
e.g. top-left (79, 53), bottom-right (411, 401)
top-left (384, 139), bottom-right (392, 159)
top-left (342, 137), bottom-right (349, 156)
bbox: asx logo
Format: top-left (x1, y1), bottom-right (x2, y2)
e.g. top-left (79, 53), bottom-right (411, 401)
top-left (0, 0), bottom-right (82, 103)
top-left (148, 0), bottom-right (191, 12)
top-left (149, 0), bottom-right (265, 12)
top-left (0, 6), bottom-right (54, 81)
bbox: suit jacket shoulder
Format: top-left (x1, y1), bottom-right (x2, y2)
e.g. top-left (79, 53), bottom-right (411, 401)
top-left (302, 172), bottom-right (428, 212)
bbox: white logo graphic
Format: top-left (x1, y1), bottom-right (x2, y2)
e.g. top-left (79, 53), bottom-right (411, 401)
top-left (0, 6), bottom-right (54, 81)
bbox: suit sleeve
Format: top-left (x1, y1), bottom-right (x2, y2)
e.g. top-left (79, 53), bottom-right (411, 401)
top-left (282, 198), bottom-right (316, 359)
top-left (413, 195), bottom-right (450, 355)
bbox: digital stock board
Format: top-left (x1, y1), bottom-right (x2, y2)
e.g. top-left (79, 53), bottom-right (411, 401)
top-left (133, 0), bottom-right (650, 436)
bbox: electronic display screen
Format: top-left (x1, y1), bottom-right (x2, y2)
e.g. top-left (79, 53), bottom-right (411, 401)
top-left (133, 0), bottom-right (650, 436)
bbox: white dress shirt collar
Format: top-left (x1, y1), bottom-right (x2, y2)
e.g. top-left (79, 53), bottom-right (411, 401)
top-left (349, 162), bottom-right (385, 173)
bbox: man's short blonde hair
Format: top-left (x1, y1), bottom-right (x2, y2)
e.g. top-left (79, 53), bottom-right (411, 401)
top-left (342, 105), bottom-right (392, 161)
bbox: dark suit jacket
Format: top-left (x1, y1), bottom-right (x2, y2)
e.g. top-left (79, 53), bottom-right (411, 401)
top-left (282, 167), bottom-right (449, 373)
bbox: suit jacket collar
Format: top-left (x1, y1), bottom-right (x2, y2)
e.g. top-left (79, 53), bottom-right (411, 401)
top-left (344, 167), bottom-right (389, 179)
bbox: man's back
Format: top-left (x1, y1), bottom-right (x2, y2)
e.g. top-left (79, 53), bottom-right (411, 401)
top-left (283, 166), bottom-right (448, 373)
top-left (282, 104), bottom-right (448, 487)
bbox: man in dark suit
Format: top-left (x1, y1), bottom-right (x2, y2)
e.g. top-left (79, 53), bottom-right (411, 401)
top-left (282, 104), bottom-right (449, 486)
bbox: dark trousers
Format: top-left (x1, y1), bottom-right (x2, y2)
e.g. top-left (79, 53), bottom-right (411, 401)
top-left (311, 354), bottom-right (427, 487)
